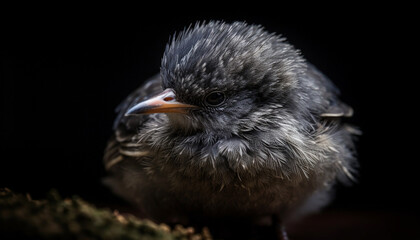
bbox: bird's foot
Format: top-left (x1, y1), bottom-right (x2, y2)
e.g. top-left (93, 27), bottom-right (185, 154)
top-left (276, 224), bottom-right (289, 240)
top-left (272, 215), bottom-right (289, 240)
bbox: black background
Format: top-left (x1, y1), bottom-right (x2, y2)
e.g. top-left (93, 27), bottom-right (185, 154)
top-left (1, 6), bottom-right (418, 239)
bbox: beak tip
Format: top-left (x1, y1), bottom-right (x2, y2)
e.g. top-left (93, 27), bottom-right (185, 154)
top-left (121, 88), bottom-right (198, 115)
top-left (124, 105), bottom-right (140, 116)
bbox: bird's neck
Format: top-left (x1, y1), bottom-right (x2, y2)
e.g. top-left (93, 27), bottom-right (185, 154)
top-left (166, 112), bottom-right (220, 135)
top-left (164, 113), bottom-right (195, 132)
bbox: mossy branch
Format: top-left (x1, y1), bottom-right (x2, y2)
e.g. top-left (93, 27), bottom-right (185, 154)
top-left (0, 188), bottom-right (211, 240)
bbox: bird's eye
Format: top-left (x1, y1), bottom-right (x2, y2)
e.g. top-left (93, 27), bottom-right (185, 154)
top-left (205, 91), bottom-right (226, 106)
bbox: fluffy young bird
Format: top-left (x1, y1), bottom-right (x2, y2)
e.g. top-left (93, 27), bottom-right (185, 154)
top-left (104, 21), bottom-right (357, 238)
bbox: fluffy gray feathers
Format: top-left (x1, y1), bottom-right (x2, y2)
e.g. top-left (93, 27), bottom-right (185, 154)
top-left (104, 21), bottom-right (358, 224)
top-left (161, 21), bottom-right (305, 105)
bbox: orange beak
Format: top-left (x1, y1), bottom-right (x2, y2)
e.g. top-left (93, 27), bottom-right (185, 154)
top-left (125, 88), bottom-right (198, 115)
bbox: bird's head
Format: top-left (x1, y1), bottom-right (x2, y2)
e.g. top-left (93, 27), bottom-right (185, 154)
top-left (126, 21), bottom-right (307, 138)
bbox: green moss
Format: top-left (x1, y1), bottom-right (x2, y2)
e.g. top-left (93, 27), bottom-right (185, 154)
top-left (0, 188), bottom-right (211, 240)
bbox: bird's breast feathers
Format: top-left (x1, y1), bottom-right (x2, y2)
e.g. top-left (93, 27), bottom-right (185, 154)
top-left (111, 116), bottom-right (351, 189)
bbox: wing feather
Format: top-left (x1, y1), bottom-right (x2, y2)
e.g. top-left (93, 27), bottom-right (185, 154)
top-left (104, 75), bottom-right (162, 170)
top-left (306, 64), bottom-right (353, 118)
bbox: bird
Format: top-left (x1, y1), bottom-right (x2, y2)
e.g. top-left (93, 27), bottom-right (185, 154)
top-left (103, 21), bottom-right (358, 239)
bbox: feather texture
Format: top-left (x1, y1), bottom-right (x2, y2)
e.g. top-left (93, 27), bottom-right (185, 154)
top-left (103, 21), bottom-right (358, 226)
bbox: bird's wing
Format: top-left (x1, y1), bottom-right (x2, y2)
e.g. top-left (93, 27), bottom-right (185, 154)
top-left (306, 64), bottom-right (354, 118)
top-left (104, 74), bottom-right (163, 170)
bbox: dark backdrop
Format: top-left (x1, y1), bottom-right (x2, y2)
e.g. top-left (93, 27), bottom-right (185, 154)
top-left (1, 7), bottom-right (417, 236)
